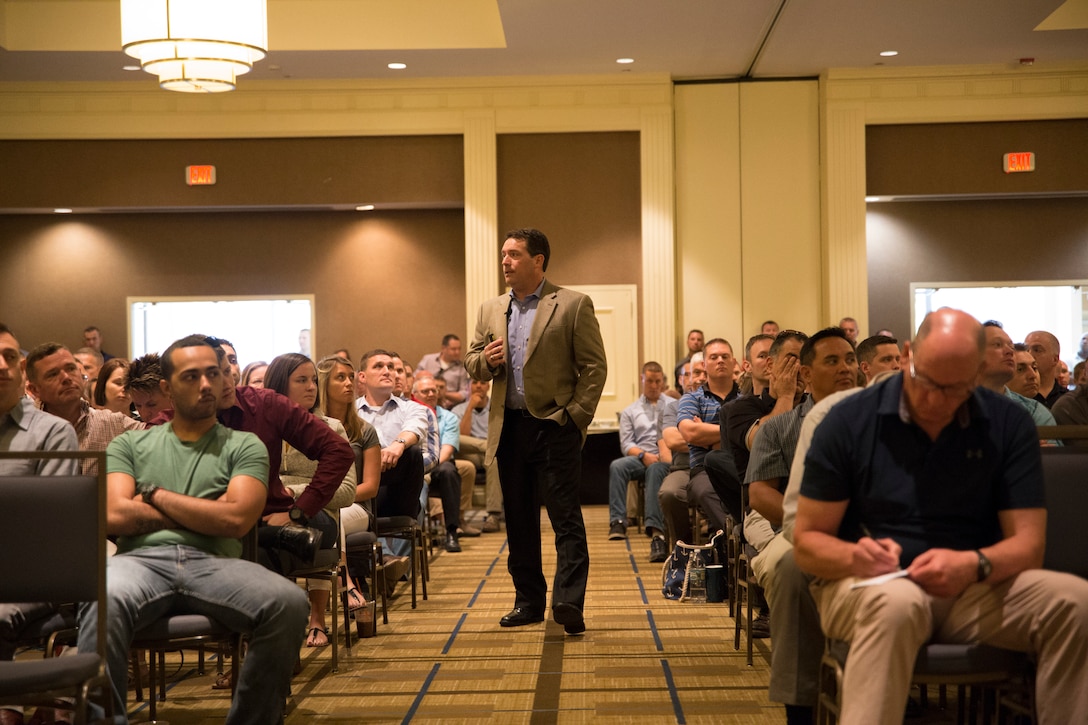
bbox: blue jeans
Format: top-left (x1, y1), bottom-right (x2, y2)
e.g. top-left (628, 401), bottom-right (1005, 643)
top-left (607, 456), bottom-right (668, 534)
top-left (78, 545), bottom-right (308, 725)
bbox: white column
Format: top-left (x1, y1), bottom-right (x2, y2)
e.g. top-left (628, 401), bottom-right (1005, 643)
top-left (640, 105), bottom-right (676, 369)
top-left (463, 111), bottom-right (499, 335)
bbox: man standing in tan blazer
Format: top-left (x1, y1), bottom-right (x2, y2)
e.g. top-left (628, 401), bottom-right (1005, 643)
top-left (465, 228), bottom-right (607, 635)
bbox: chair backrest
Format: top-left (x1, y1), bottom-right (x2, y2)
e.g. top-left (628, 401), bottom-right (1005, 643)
top-left (1040, 447), bottom-right (1088, 578)
top-left (0, 450), bottom-right (108, 661)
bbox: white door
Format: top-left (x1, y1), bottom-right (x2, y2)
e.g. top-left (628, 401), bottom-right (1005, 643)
top-left (567, 284), bottom-right (638, 429)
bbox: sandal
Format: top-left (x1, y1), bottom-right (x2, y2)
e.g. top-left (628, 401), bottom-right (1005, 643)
top-left (305, 627), bottom-right (329, 648)
top-left (345, 587), bottom-right (367, 612)
top-left (212, 669), bottom-right (233, 690)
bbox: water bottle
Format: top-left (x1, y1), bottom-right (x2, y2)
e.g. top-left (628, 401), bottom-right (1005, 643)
top-left (688, 550), bottom-right (707, 602)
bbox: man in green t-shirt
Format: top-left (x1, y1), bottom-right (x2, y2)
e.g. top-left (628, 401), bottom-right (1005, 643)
top-left (78, 335), bottom-right (308, 724)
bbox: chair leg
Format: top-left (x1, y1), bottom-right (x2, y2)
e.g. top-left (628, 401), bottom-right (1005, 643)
top-left (130, 649), bottom-right (144, 703)
top-left (329, 572), bottom-right (339, 673)
top-left (376, 545), bottom-right (389, 625)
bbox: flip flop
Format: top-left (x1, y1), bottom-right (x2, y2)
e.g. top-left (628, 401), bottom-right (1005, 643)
top-left (306, 627), bottom-right (329, 648)
top-left (345, 588), bottom-right (367, 612)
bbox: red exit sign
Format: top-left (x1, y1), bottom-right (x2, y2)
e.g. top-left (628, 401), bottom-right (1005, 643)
top-left (186, 165), bottom-right (217, 185)
top-left (1003, 152), bottom-right (1035, 174)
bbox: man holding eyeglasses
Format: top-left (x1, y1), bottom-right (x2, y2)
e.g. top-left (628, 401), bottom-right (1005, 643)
top-left (793, 307), bottom-right (1088, 725)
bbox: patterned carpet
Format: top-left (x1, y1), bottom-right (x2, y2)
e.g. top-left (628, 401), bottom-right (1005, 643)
top-left (98, 505), bottom-right (975, 723)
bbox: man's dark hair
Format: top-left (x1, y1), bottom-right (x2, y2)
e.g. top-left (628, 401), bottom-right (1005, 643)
top-left (83, 325), bottom-right (100, 334)
top-left (688, 328), bottom-right (704, 337)
top-left (744, 334), bottom-right (774, 362)
top-left (641, 361), bottom-right (664, 376)
top-left (359, 348), bottom-right (396, 371)
top-left (800, 327), bottom-right (854, 367)
top-left (982, 320), bottom-right (1003, 329)
top-left (761, 320), bottom-right (778, 329)
top-left (161, 335), bottom-right (215, 381)
top-left (856, 334), bottom-right (899, 365)
top-left (770, 329), bottom-right (809, 358)
top-left (265, 353), bottom-right (318, 412)
top-left (505, 228), bottom-right (550, 272)
top-left (0, 323), bottom-right (13, 337)
top-left (441, 334), bottom-right (460, 347)
top-left (703, 337), bottom-right (733, 355)
top-left (1013, 342), bottom-right (1029, 352)
top-left (25, 342), bottom-right (69, 383)
top-left (124, 353), bottom-right (164, 394)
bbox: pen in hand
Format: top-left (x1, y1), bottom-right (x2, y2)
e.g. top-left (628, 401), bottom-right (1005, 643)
top-left (860, 523), bottom-right (902, 570)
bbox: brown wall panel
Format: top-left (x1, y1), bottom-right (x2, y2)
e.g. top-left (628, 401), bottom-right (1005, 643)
top-left (866, 197), bottom-right (1088, 340)
top-left (866, 120), bottom-right (1088, 197)
top-left (0, 210), bottom-right (466, 369)
top-left (0, 136), bottom-right (464, 210)
top-left (496, 131), bottom-right (642, 357)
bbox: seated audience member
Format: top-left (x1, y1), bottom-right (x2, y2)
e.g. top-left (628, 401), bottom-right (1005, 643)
top-left (659, 357), bottom-right (704, 546)
top-left (1051, 368), bottom-right (1088, 445)
top-left (241, 360), bottom-right (268, 388)
top-left (1074, 360), bottom-right (1087, 387)
top-left (77, 334), bottom-right (308, 723)
top-left (81, 325), bottom-right (114, 361)
top-left (979, 322), bottom-right (1058, 432)
top-left (1, 324), bottom-right (80, 725)
top-left (607, 362), bottom-right (671, 563)
top-left (315, 355), bottom-right (381, 612)
top-left (744, 329), bottom-right (859, 646)
top-left (1025, 329), bottom-right (1068, 408)
top-left (416, 334), bottom-right (471, 407)
top-left (724, 332), bottom-right (806, 484)
top-left (265, 352), bottom-right (360, 648)
top-left (355, 349), bottom-right (427, 520)
top-left (25, 342), bottom-right (144, 475)
top-left (452, 379), bottom-right (504, 533)
top-left (124, 353), bottom-right (171, 423)
top-left (794, 308), bottom-right (1088, 725)
top-left (217, 338), bottom-right (242, 385)
top-left (413, 374), bottom-right (469, 551)
top-left (93, 357), bottom-right (132, 415)
top-left (673, 328), bottom-right (704, 393)
top-left (677, 339), bottom-right (739, 536)
top-left (192, 338), bottom-right (354, 574)
top-left (1006, 343), bottom-right (1041, 400)
top-left (1057, 360), bottom-right (1071, 389)
top-left (855, 334), bottom-right (900, 385)
top-left (73, 346), bottom-right (103, 387)
top-left (433, 377), bottom-right (480, 536)
top-left (837, 317), bottom-right (859, 345)
top-left (761, 320), bottom-right (780, 336)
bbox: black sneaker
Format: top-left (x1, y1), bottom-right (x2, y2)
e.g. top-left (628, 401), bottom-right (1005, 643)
top-left (649, 536), bottom-right (668, 563)
top-left (751, 612), bottom-right (771, 638)
top-left (608, 520), bottom-right (627, 540)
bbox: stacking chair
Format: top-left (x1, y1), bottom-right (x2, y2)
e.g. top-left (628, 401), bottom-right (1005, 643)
top-left (375, 508), bottom-right (429, 609)
top-left (732, 487), bottom-right (765, 666)
top-left (342, 529), bottom-right (385, 647)
top-left (281, 524), bottom-right (342, 671)
top-left (0, 450), bottom-right (111, 724)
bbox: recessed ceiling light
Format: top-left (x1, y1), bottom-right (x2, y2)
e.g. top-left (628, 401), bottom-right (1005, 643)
top-left (388, 62), bottom-right (407, 70)
top-left (355, 204), bottom-right (375, 211)
top-left (879, 50), bottom-right (898, 57)
top-left (54, 208), bottom-right (74, 214)
top-left (616, 58), bottom-right (635, 64)
top-left (122, 65), bottom-right (141, 72)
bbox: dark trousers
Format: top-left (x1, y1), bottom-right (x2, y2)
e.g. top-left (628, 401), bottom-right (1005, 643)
top-left (429, 460), bottom-right (462, 531)
top-left (375, 445), bottom-right (425, 519)
top-left (497, 411), bottom-right (589, 613)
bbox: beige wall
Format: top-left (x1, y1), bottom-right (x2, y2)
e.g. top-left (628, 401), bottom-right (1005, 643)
top-left (674, 80), bottom-right (821, 357)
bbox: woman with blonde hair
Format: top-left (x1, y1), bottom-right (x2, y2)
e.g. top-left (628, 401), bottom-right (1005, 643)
top-left (315, 355), bottom-right (381, 626)
top-left (240, 360), bottom-right (268, 388)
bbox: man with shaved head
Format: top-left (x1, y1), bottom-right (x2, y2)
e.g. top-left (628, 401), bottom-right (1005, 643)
top-left (1025, 330), bottom-right (1068, 409)
top-left (794, 308), bottom-right (1088, 724)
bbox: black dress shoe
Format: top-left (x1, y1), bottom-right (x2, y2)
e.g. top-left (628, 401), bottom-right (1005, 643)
top-left (273, 525), bottom-right (323, 565)
top-left (552, 602), bottom-right (585, 634)
top-left (444, 531), bottom-right (462, 553)
top-left (499, 607), bottom-right (544, 627)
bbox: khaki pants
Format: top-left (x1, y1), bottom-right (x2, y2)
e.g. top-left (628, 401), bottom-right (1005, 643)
top-left (456, 435), bottom-right (502, 513)
top-left (811, 569), bottom-right (1088, 725)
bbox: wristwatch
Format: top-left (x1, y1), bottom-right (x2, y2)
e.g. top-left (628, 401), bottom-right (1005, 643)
top-left (395, 437), bottom-right (408, 446)
top-left (141, 484), bottom-right (160, 506)
top-left (637, 452), bottom-right (645, 462)
top-left (289, 506), bottom-right (308, 526)
top-left (975, 550), bottom-right (992, 582)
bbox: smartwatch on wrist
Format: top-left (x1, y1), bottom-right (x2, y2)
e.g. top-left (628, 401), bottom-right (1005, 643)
top-left (289, 506), bottom-right (308, 526)
top-left (975, 550), bottom-right (992, 582)
top-left (141, 484), bottom-right (160, 506)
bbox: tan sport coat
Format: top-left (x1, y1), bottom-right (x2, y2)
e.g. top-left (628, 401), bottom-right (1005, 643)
top-left (464, 280), bottom-right (607, 465)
